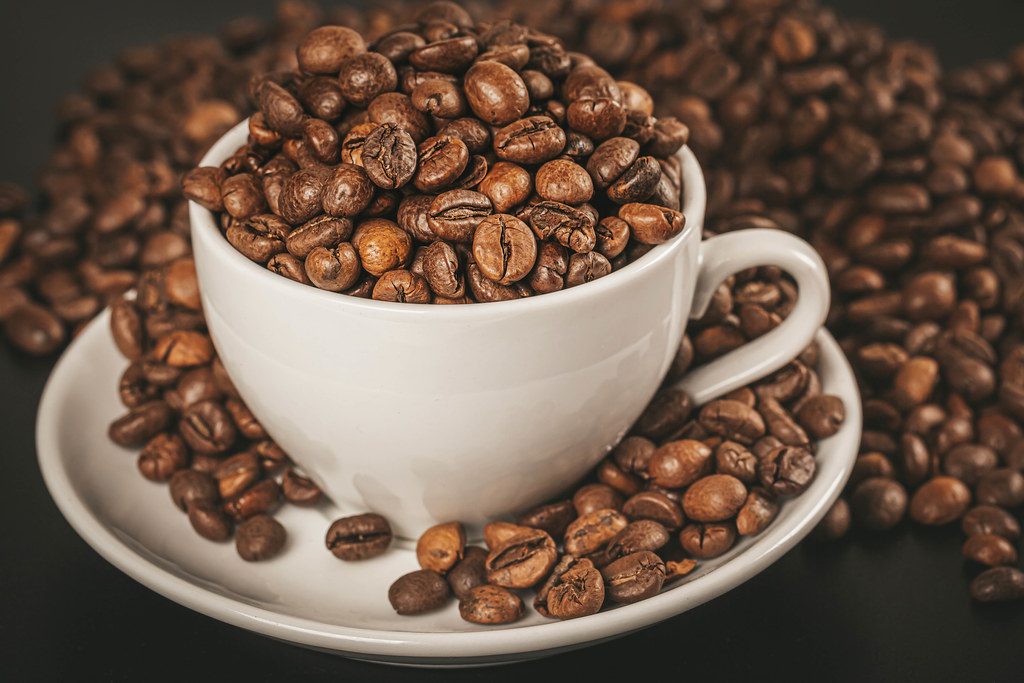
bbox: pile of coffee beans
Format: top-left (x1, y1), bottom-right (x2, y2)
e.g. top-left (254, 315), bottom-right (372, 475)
top-left (376, 328), bottom-right (842, 622)
top-left (107, 254), bottom-right (326, 560)
top-left (2, 0), bottom-right (1023, 606)
top-left (184, 5), bottom-right (690, 303)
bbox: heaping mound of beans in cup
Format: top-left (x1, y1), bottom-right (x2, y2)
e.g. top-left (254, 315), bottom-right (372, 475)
top-left (183, 2), bottom-right (690, 303)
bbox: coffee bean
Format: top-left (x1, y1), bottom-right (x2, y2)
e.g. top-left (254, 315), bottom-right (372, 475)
top-left (235, 514), bottom-right (286, 561)
top-left (325, 513), bottom-right (393, 560)
top-left (361, 123), bottom-right (417, 190)
top-left (179, 400), bottom-right (236, 455)
top-left (811, 498), bottom-right (852, 541)
top-left (485, 528), bottom-right (557, 588)
top-left (679, 522), bottom-right (736, 559)
top-left (281, 468), bottom-right (322, 506)
top-left (851, 477), bottom-right (908, 530)
top-left (223, 478), bottom-right (280, 522)
top-left (573, 483), bottom-right (623, 515)
top-left (389, 569), bottom-right (450, 615)
top-left (648, 439), bottom-right (712, 489)
top-left (909, 476), bottom-right (972, 525)
top-left (493, 115), bottom-right (566, 164)
top-left (414, 135), bottom-right (469, 192)
top-left (537, 556), bottom-right (604, 619)
top-left (472, 214), bottom-right (537, 284)
top-left (297, 25), bottom-right (365, 74)
top-left (623, 490), bottom-right (684, 530)
top-left (536, 159), bottom-right (594, 205)
top-left (564, 508), bottom-right (628, 556)
top-left (416, 521), bottom-right (465, 574)
top-left (306, 243), bottom-right (361, 292)
top-left (169, 470), bottom-right (218, 511)
top-left (109, 400), bottom-right (173, 448)
top-left (428, 189), bottom-right (493, 242)
top-left (137, 433), bottom-right (188, 482)
top-left (963, 533), bottom-right (1018, 567)
top-left (683, 474), bottom-right (748, 522)
top-left (795, 395), bottom-right (845, 439)
top-left (338, 53), bottom-right (398, 107)
top-left (214, 451), bottom-right (261, 500)
top-left (478, 161), bottom-right (532, 213)
top-left (187, 501), bottom-right (232, 542)
top-left (599, 550), bottom-right (665, 605)
top-left (961, 505), bottom-right (1021, 539)
top-left (969, 567), bottom-right (1024, 602)
top-left (516, 499), bottom-right (575, 538)
top-left (699, 400), bottom-right (765, 445)
top-left (447, 546), bottom-right (488, 600)
top-left (604, 520), bottom-right (670, 562)
top-left (975, 468), bottom-right (1024, 507)
top-left (353, 218), bottom-right (411, 276)
top-left (465, 61), bottom-right (530, 126)
top-left (633, 388), bottom-right (693, 441)
top-left (459, 584), bottom-right (524, 625)
top-left (715, 441), bottom-right (758, 484)
top-left (736, 488), bottom-right (780, 536)
top-left (4, 303), bottom-right (65, 355)
top-left (526, 200), bottom-right (596, 253)
top-left (759, 446), bottom-right (817, 496)
top-left (110, 299), bottom-right (144, 360)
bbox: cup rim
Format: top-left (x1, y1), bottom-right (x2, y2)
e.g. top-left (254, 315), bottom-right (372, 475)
top-left (190, 118), bottom-right (707, 317)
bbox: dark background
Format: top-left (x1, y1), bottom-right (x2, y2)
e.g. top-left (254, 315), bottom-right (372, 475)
top-left (2, 1), bottom-right (1023, 680)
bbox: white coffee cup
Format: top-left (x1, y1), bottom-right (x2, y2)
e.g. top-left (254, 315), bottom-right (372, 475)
top-left (190, 120), bottom-right (830, 538)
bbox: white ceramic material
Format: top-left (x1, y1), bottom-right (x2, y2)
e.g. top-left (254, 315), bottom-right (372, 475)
top-left (190, 120), bottom-right (831, 538)
top-left (37, 315), bottom-right (860, 667)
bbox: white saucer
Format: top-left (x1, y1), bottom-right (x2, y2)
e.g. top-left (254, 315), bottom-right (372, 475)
top-left (37, 310), bottom-right (860, 667)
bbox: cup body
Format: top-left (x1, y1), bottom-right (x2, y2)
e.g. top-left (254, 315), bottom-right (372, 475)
top-left (191, 120), bottom-right (705, 538)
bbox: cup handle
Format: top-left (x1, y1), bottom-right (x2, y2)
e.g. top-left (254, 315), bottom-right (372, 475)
top-left (673, 228), bottom-right (830, 405)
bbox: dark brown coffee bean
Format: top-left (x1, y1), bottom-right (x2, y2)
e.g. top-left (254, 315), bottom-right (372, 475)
top-left (411, 78), bottom-right (466, 119)
top-left (479, 161), bottom-right (532, 213)
top-left (564, 508), bottom-right (629, 556)
top-left (715, 441), bottom-right (759, 484)
top-left (493, 115), bottom-right (566, 164)
top-left (795, 395), bottom-right (845, 439)
top-left (321, 164), bottom-right (374, 218)
top-left (568, 97), bottom-right (627, 142)
top-left (389, 569), bottom-right (450, 615)
top-left (169, 470), bottom-right (217, 512)
top-left (969, 567), bottom-right (1024, 602)
top-left (338, 52), bottom-right (397, 107)
top-left (633, 388), bottom-right (693, 441)
top-left (623, 490), bottom-right (684, 530)
top-left (235, 514), bottom-right (286, 561)
top-left (428, 189), bottom-right (493, 242)
top-left (354, 218), bottom-right (411, 276)
top-left (187, 501), bottom-right (232, 542)
top-left (420, 240), bottom-right (464, 297)
top-left (151, 330), bottom-right (213, 368)
top-left (573, 483), bottom-right (623, 516)
top-left (214, 451), bottom-right (260, 500)
top-left (759, 446), bottom-right (816, 496)
top-left (526, 201), bottom-right (596, 253)
top-left (109, 400), bottom-right (172, 448)
top-left (297, 25), bottom-right (365, 74)
top-left (604, 520), bottom-right (670, 563)
top-left (851, 477), bottom-right (908, 530)
top-left (516, 500), bottom-right (575, 538)
top-left (306, 243), bottom-right (361, 292)
top-left (4, 303), bottom-right (65, 355)
top-left (182, 166), bottom-right (226, 212)
top-left (648, 440), bottom-right (711, 489)
top-left (961, 505), bottom-right (1021, 539)
top-left (179, 400), bottom-right (236, 455)
top-left (416, 521), bottom-right (465, 574)
top-left (587, 137), bottom-right (640, 190)
top-left (566, 251), bottom-right (611, 287)
top-left (908, 476), bottom-right (971, 525)
top-left (699, 400), bottom-right (766, 445)
top-left (325, 513), bottom-right (393, 560)
top-left (601, 550), bottom-right (665, 604)
top-left (372, 269), bottom-right (431, 303)
top-left (361, 123), bottom-right (417, 190)
top-left (281, 468), bottom-right (322, 506)
top-left (464, 61), bottom-right (529, 126)
top-left (137, 432), bottom-right (188, 482)
top-left (459, 584), bottom-right (524, 625)
top-left (414, 135), bottom-right (469, 193)
top-left (447, 546), bottom-right (488, 600)
top-left (110, 299), bottom-right (144, 360)
top-left (811, 498), bottom-right (852, 541)
top-left (539, 556), bottom-right (604, 619)
top-left (472, 214), bottom-right (537, 284)
top-left (963, 533), bottom-right (1018, 567)
top-left (485, 528), bottom-right (557, 588)
top-left (287, 216), bottom-right (352, 259)
top-left (536, 159), bottom-right (594, 205)
top-left (223, 479), bottom-right (280, 522)
top-left (975, 468), bottom-right (1024, 507)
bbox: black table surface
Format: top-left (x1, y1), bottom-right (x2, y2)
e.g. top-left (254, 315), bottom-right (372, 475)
top-left (3, 1), bottom-right (1023, 680)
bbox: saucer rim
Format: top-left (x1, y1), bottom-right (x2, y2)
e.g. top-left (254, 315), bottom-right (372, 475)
top-left (37, 311), bottom-right (860, 662)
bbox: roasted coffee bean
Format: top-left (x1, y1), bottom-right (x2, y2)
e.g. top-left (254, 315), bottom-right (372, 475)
top-left (322, 164), bottom-right (374, 218)
top-left (223, 478), bottom-right (280, 522)
top-left (683, 474), bottom-right (747, 522)
top-left (110, 299), bottom-right (144, 360)
top-left (485, 528), bottom-right (558, 588)
top-left (483, 521), bottom-right (531, 551)
top-left (416, 521), bottom-right (465, 574)
top-left (526, 201), bottom-right (596, 253)
top-left (411, 78), bottom-right (466, 119)
top-left (389, 569), bottom-right (450, 615)
top-left (465, 61), bottom-right (529, 126)
top-left (414, 135), bottom-right (469, 193)
top-left (179, 400), bottom-right (236, 455)
top-left (969, 567), bottom-right (1024, 602)
top-left (564, 508), bottom-right (628, 556)
top-left (109, 400), bottom-right (173, 448)
top-left (699, 400), bottom-right (765, 445)
top-left (619, 202), bottom-right (685, 244)
top-left (281, 468), bottom-right (322, 506)
top-left (137, 433), bottom-right (188, 482)
top-left (611, 436), bottom-right (655, 479)
top-left (361, 123), bottom-right (417, 190)
top-left (428, 189), bottom-right (492, 242)
top-left (493, 115), bottom-right (566, 164)
top-left (459, 585), bottom-right (524, 625)
top-left (306, 243), bottom-right (361, 292)
top-left (975, 468), bottom-right (1024, 507)
top-left (963, 533), bottom-right (1018, 567)
top-left (235, 514), bottom-right (286, 561)
top-left (573, 483), bottom-right (623, 515)
top-left (447, 546), bottom-right (488, 600)
top-left (354, 219), bottom-right (411, 276)
top-left (536, 159), bottom-right (594, 205)
top-left (715, 441), bottom-right (758, 484)
top-left (338, 53), bottom-right (398, 107)
top-left (472, 214), bottom-right (537, 284)
top-left (604, 520), bottom-right (670, 562)
top-left (736, 489), bottom-right (780, 536)
top-left (221, 173), bottom-right (266, 220)
top-left (909, 476), bottom-right (972, 525)
top-left (4, 303), bottom-right (65, 355)
top-left (633, 388), bottom-right (693, 441)
top-left (214, 451), bottom-right (261, 500)
top-left (297, 25), bottom-right (365, 74)
top-left (516, 499), bottom-right (575, 538)
top-left (623, 491), bottom-right (684, 530)
top-left (169, 469), bottom-right (218, 512)
top-left (649, 439), bottom-right (712, 489)
top-left (187, 501), bottom-right (232, 542)
top-left (851, 477), bottom-right (908, 531)
top-left (795, 395), bottom-right (845, 439)
top-left (566, 251), bottom-right (611, 287)
top-left (227, 214), bottom-right (290, 263)
top-left (759, 446), bottom-right (816, 496)
top-left (325, 513), bottom-right (393, 560)
top-left (679, 522), bottom-right (736, 559)
top-left (479, 161), bottom-right (532, 213)
top-left (587, 137), bottom-right (640, 190)
top-left (601, 551), bottom-right (665, 604)
top-left (538, 556), bottom-right (604, 619)
top-left (811, 498), bottom-right (852, 541)
top-left (961, 505), bottom-right (1021, 539)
